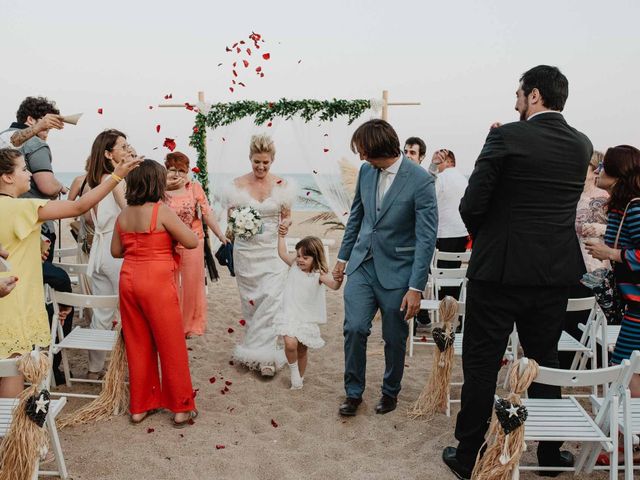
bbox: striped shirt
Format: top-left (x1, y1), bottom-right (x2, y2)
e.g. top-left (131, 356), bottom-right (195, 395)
top-left (604, 202), bottom-right (640, 304)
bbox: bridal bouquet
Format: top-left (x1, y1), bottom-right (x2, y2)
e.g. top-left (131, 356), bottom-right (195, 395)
top-left (229, 206), bottom-right (263, 240)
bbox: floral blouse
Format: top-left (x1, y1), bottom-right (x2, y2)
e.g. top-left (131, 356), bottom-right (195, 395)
top-left (164, 181), bottom-right (211, 242)
top-left (575, 188), bottom-right (609, 273)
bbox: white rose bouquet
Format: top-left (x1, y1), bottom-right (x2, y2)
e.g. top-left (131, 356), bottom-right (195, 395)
top-left (229, 206), bottom-right (263, 240)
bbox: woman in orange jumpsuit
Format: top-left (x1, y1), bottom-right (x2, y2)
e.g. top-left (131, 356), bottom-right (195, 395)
top-left (111, 160), bottom-right (199, 427)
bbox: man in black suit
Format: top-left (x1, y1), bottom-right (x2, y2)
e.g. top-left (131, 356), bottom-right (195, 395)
top-left (442, 65), bottom-right (592, 479)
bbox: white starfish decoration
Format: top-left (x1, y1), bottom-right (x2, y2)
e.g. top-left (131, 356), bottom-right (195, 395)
top-left (507, 404), bottom-right (520, 418)
top-left (35, 394), bottom-right (49, 415)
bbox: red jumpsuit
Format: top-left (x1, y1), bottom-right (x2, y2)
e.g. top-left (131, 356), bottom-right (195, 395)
top-left (117, 202), bottom-right (196, 414)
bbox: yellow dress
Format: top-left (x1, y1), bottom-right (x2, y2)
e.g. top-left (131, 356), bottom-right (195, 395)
top-left (0, 197), bottom-right (50, 358)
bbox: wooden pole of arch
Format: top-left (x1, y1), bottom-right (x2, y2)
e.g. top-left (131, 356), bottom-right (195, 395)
top-left (380, 89), bottom-right (421, 121)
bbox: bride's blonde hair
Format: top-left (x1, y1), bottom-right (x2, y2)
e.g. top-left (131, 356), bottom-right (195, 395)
top-left (249, 134), bottom-right (276, 160)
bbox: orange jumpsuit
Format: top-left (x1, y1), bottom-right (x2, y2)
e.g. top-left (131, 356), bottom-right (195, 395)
top-left (117, 203), bottom-right (196, 414)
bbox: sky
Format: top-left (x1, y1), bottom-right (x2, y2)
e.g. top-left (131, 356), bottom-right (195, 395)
top-left (1, 0), bottom-right (639, 175)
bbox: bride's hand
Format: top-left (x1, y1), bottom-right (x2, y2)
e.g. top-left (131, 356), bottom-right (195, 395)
top-left (278, 221), bottom-right (290, 237)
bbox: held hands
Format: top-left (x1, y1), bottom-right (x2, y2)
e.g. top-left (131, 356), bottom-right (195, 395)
top-left (278, 220), bottom-right (291, 237)
top-left (400, 290), bottom-right (422, 321)
top-left (332, 261), bottom-right (346, 282)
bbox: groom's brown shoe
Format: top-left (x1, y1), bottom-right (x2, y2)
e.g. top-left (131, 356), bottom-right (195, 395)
top-left (339, 397), bottom-right (362, 416)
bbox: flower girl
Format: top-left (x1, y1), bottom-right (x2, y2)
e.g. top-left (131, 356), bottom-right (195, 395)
top-left (276, 229), bottom-right (342, 389)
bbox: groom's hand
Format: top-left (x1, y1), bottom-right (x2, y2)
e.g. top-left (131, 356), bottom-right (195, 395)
top-left (400, 290), bottom-right (422, 321)
top-left (332, 261), bottom-right (345, 282)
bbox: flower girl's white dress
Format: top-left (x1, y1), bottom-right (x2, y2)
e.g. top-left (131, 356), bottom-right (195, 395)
top-left (274, 263), bottom-right (327, 349)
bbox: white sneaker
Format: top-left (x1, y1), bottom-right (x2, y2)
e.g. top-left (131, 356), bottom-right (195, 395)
top-left (290, 379), bottom-right (303, 390)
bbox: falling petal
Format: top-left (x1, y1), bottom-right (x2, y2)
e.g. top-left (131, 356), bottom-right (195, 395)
top-left (262, 53), bottom-right (271, 60)
top-left (239, 82), bottom-right (246, 87)
top-left (306, 191), bottom-right (311, 196)
top-left (232, 79), bottom-right (236, 85)
top-left (236, 47), bottom-right (241, 53)
top-left (148, 106), bottom-right (153, 109)
top-left (260, 73), bottom-right (264, 78)
top-left (246, 48), bottom-right (252, 55)
top-left (420, 336), bottom-right (427, 342)
top-left (233, 70), bottom-right (238, 77)
top-left (226, 47), bottom-right (232, 52)
top-left (271, 419), bottom-right (278, 428)
top-left (298, 59), bottom-right (302, 64)
top-left (192, 166), bottom-right (201, 173)
top-left (232, 42), bottom-right (238, 48)
top-left (209, 376), bottom-right (216, 383)
top-left (97, 108), bottom-right (103, 115)
top-left (156, 125), bottom-right (161, 133)
top-left (229, 87), bottom-right (234, 93)
top-left (313, 170), bottom-right (318, 174)
top-left (225, 380), bottom-right (232, 386)
top-left (215, 445), bottom-right (225, 450)
top-left (276, 180), bottom-right (283, 184)
top-left (227, 327), bottom-right (234, 333)
top-left (163, 138), bottom-right (176, 152)
top-left (217, 63), bottom-right (223, 67)
top-left (192, 389), bottom-right (199, 398)
top-left (223, 386), bottom-right (229, 392)
top-left (222, 137), bottom-right (226, 142)
top-left (243, 59), bottom-right (249, 68)
top-left (220, 389), bottom-right (226, 395)
top-left (256, 66), bottom-right (262, 73)
top-left (239, 319), bottom-right (246, 326)
top-left (249, 299), bottom-right (255, 306)
top-left (233, 61), bottom-right (237, 68)
top-left (229, 360), bottom-right (234, 365)
top-left (193, 127), bottom-right (199, 133)
top-left (323, 133), bottom-right (329, 137)
top-left (323, 148), bottom-right (329, 153)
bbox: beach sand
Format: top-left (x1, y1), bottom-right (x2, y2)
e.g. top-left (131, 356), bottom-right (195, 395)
top-left (52, 212), bottom-right (608, 480)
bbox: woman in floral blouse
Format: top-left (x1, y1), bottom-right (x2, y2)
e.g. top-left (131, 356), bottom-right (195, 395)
top-left (164, 152), bottom-right (229, 338)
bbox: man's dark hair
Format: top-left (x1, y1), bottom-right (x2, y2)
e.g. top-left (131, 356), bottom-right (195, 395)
top-left (125, 159), bottom-right (167, 206)
top-left (16, 96), bottom-right (59, 124)
top-left (404, 137), bottom-right (426, 157)
top-left (350, 119), bottom-right (401, 159)
top-left (519, 65), bottom-right (569, 111)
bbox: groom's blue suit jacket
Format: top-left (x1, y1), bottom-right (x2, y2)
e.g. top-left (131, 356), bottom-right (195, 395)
top-left (338, 156), bottom-right (437, 291)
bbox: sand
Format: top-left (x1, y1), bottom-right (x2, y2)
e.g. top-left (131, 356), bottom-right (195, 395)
top-left (52, 212), bottom-right (608, 480)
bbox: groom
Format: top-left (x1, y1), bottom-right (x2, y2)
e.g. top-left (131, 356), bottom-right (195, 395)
top-left (333, 119), bottom-right (437, 416)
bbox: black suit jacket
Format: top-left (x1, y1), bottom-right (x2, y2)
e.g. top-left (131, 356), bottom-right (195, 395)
top-left (460, 112), bottom-right (593, 286)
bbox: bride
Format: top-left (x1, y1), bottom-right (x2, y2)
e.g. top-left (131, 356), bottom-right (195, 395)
top-left (224, 134), bottom-right (297, 376)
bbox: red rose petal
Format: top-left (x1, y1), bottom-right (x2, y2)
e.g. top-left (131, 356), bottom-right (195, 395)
top-left (239, 319), bottom-right (246, 326)
top-left (306, 191), bottom-right (311, 196)
top-left (209, 376), bottom-right (216, 383)
top-left (313, 170), bottom-right (318, 174)
top-left (298, 59), bottom-right (302, 64)
top-left (112, 320), bottom-right (118, 328)
top-left (215, 445), bottom-right (225, 450)
top-left (227, 327), bottom-right (234, 333)
top-left (420, 336), bottom-right (427, 342)
top-left (179, 434), bottom-right (184, 438)
top-left (260, 73), bottom-right (264, 78)
top-left (192, 166), bottom-right (200, 173)
top-left (240, 40), bottom-right (246, 45)
top-left (262, 53), bottom-right (271, 60)
top-left (268, 102), bottom-right (274, 108)
top-left (271, 419), bottom-right (278, 428)
top-left (223, 386), bottom-right (229, 392)
top-left (188, 418), bottom-right (195, 425)
top-left (243, 59), bottom-right (249, 68)
top-left (192, 388), bottom-right (199, 398)
top-left (232, 80), bottom-right (236, 85)
top-left (225, 380), bottom-right (232, 386)
top-left (187, 347), bottom-right (193, 351)
top-left (229, 360), bottom-right (234, 366)
top-left (249, 299), bottom-right (255, 306)
top-left (229, 87), bottom-right (234, 93)
top-left (232, 70), bottom-right (238, 77)
top-left (185, 103), bottom-right (195, 111)
top-left (256, 66), bottom-right (262, 73)
top-left (276, 180), bottom-right (283, 184)
top-left (220, 389), bottom-right (226, 395)
top-left (163, 138), bottom-right (176, 152)
top-left (147, 428), bottom-right (155, 433)
top-left (217, 63), bottom-right (223, 67)
top-left (97, 108), bottom-right (103, 114)
top-left (226, 46), bottom-right (232, 52)
top-left (233, 61), bottom-right (237, 67)
top-left (156, 124), bottom-right (161, 133)
top-left (148, 106), bottom-right (153, 109)
top-left (232, 42), bottom-right (238, 48)
top-left (222, 137), bottom-right (226, 142)
top-left (236, 47), bottom-right (241, 53)
top-left (246, 48), bottom-right (251, 55)
top-left (323, 148), bottom-right (329, 153)
top-left (267, 122), bottom-right (272, 127)
top-left (239, 82), bottom-right (245, 87)
top-left (323, 133), bottom-right (329, 137)
top-left (193, 126), bottom-right (199, 133)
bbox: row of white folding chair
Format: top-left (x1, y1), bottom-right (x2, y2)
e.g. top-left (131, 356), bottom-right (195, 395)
top-left (0, 351), bottom-right (69, 479)
top-left (50, 289), bottom-right (119, 398)
top-left (578, 311), bottom-right (621, 369)
top-left (516, 351), bottom-right (640, 479)
top-left (408, 299), bottom-right (465, 357)
top-left (590, 349), bottom-right (640, 477)
top-left (428, 249), bottom-right (472, 271)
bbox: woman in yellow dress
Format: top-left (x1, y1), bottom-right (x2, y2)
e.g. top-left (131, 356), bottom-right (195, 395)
top-left (0, 148), bottom-right (140, 397)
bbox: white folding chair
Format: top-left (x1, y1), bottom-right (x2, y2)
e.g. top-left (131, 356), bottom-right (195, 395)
top-left (49, 291), bottom-right (119, 398)
top-left (0, 351), bottom-right (69, 479)
top-left (54, 247), bottom-right (81, 263)
top-left (517, 356), bottom-right (631, 479)
top-left (409, 299), bottom-right (465, 357)
top-left (591, 350), bottom-right (640, 479)
top-left (430, 267), bottom-right (467, 324)
top-left (578, 311), bottom-right (621, 368)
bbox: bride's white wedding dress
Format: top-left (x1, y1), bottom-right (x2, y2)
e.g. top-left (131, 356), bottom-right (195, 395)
top-left (223, 180), bottom-right (297, 371)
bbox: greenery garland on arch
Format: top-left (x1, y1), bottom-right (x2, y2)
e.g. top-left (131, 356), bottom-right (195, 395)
top-left (188, 98), bottom-right (372, 197)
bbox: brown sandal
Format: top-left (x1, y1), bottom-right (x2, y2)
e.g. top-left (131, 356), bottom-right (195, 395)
top-left (129, 409), bottom-right (159, 425)
top-left (173, 410), bottom-right (198, 428)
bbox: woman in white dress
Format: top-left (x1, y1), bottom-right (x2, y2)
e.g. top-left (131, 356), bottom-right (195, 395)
top-left (225, 134), bottom-right (296, 376)
top-left (85, 129), bottom-right (132, 378)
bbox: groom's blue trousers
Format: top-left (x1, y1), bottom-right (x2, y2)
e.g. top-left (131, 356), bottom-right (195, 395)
top-left (343, 258), bottom-right (409, 399)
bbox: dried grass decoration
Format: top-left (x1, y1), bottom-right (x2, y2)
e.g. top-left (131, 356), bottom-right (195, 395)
top-left (471, 359), bottom-right (539, 480)
top-left (58, 329), bottom-right (128, 428)
top-left (407, 296), bottom-right (458, 419)
top-left (0, 351), bottom-right (52, 480)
